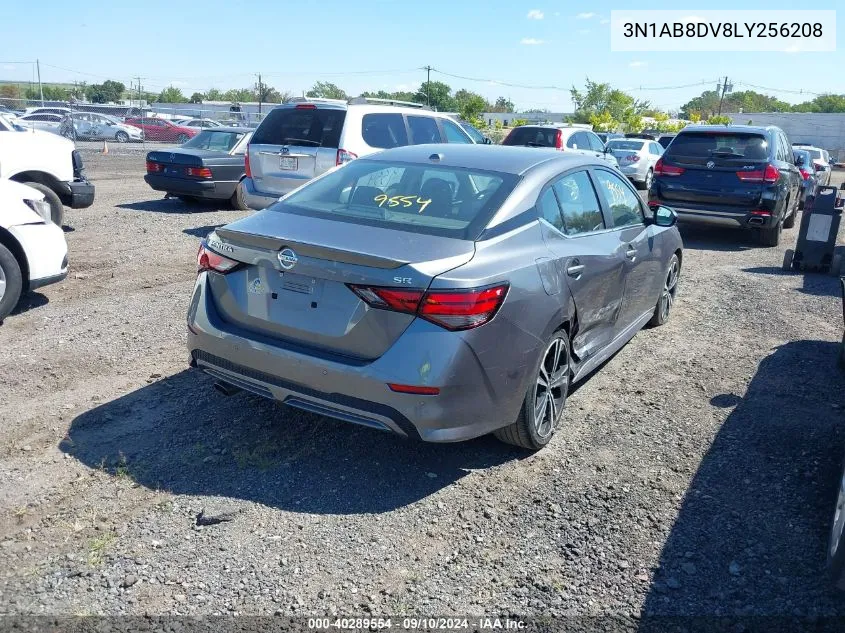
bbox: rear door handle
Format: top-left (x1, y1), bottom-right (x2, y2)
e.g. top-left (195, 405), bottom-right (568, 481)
top-left (625, 247), bottom-right (638, 259)
top-left (566, 260), bottom-right (585, 277)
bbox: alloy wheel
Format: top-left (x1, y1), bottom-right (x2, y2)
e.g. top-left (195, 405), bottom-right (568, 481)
top-left (645, 168), bottom-right (653, 189)
top-left (0, 264), bottom-right (6, 303)
top-left (660, 258), bottom-right (679, 321)
top-left (533, 337), bottom-right (569, 438)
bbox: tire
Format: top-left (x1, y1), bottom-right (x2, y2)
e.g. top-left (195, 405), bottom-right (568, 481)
top-left (829, 455), bottom-right (845, 590)
top-left (833, 254), bottom-right (843, 277)
top-left (177, 195), bottom-right (200, 205)
top-left (176, 134), bottom-right (189, 144)
top-left (840, 333), bottom-right (845, 371)
top-left (494, 330), bottom-right (570, 451)
top-left (115, 131), bottom-right (129, 143)
top-left (0, 242), bottom-right (23, 323)
top-left (782, 249), bottom-right (794, 272)
top-left (783, 198), bottom-right (797, 229)
top-left (648, 253), bottom-right (680, 327)
top-left (637, 168), bottom-right (653, 191)
top-left (23, 182), bottom-right (64, 226)
top-left (757, 221), bottom-right (782, 247)
top-left (230, 180), bottom-right (249, 211)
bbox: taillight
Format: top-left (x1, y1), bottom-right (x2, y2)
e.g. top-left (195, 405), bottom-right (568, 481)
top-left (625, 155), bottom-right (641, 162)
top-left (146, 160), bottom-right (162, 173)
top-left (387, 383), bottom-right (440, 395)
top-left (245, 146), bottom-right (251, 178)
top-left (197, 242), bottom-right (240, 274)
top-left (554, 129), bottom-right (563, 150)
top-left (800, 168), bottom-right (811, 180)
top-left (295, 104), bottom-right (316, 109)
top-left (654, 158), bottom-right (684, 176)
top-left (736, 164), bottom-right (779, 183)
top-left (186, 166), bottom-right (213, 179)
top-left (348, 283), bottom-right (509, 331)
top-left (336, 149), bottom-right (358, 166)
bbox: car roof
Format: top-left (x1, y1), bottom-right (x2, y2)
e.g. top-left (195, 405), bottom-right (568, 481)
top-left (204, 126), bottom-right (251, 133)
top-left (363, 143), bottom-right (598, 175)
top-left (679, 124), bottom-right (775, 134)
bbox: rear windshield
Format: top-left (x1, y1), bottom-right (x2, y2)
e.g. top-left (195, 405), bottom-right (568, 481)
top-left (806, 149), bottom-right (822, 159)
top-left (251, 106), bottom-right (346, 148)
top-left (607, 140), bottom-right (644, 151)
top-left (277, 159), bottom-right (519, 240)
top-left (182, 130), bottom-right (246, 151)
top-left (665, 132), bottom-right (769, 161)
top-left (503, 127), bottom-right (556, 147)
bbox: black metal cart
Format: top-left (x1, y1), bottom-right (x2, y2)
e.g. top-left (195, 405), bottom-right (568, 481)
top-left (783, 185), bottom-right (844, 275)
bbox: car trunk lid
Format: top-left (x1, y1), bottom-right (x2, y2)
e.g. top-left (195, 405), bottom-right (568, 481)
top-left (207, 212), bottom-right (475, 360)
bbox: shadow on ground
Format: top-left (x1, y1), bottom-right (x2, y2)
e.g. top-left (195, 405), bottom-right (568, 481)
top-left (183, 225), bottom-right (224, 239)
top-left (117, 198), bottom-right (233, 214)
top-left (640, 340), bottom-right (845, 624)
top-left (678, 224), bottom-right (757, 253)
top-left (9, 292), bottom-right (48, 317)
top-left (60, 369), bottom-right (525, 514)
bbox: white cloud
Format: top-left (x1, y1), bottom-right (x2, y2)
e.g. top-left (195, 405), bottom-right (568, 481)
top-left (784, 44), bottom-right (801, 53)
top-left (2, 64), bottom-right (15, 71)
top-left (520, 38), bottom-right (545, 45)
top-left (526, 9), bottom-right (544, 20)
top-left (629, 61), bottom-right (648, 68)
top-left (576, 12), bottom-right (596, 19)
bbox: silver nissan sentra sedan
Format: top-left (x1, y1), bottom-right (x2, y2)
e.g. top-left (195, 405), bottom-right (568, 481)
top-left (187, 144), bottom-right (683, 450)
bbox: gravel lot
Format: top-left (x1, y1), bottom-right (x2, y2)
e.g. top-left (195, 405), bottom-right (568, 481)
top-left (1, 146), bottom-right (844, 620)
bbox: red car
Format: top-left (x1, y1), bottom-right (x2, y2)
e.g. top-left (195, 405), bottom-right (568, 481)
top-left (124, 117), bottom-right (198, 143)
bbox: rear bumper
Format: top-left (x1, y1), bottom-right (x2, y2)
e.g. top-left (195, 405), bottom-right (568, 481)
top-left (649, 194), bottom-right (780, 228)
top-left (618, 163), bottom-right (649, 181)
top-left (64, 178), bottom-right (95, 209)
top-left (186, 274), bottom-right (526, 442)
top-left (144, 174), bottom-right (234, 199)
top-left (242, 178), bottom-right (282, 210)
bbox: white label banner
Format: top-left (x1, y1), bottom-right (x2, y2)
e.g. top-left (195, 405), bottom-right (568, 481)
top-left (610, 10), bottom-right (836, 52)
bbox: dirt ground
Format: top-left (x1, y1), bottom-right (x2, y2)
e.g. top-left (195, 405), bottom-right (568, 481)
top-left (1, 148), bottom-right (844, 620)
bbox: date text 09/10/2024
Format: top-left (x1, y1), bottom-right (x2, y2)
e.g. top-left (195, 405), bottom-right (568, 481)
top-left (307, 617), bottom-right (527, 630)
top-left (623, 22), bottom-right (823, 39)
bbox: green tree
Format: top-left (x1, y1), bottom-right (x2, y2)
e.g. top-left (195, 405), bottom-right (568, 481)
top-left (158, 86), bottom-right (186, 103)
top-left (707, 115), bottom-right (732, 125)
top-left (793, 93), bottom-right (845, 113)
top-left (454, 89), bottom-right (488, 121)
top-left (189, 92), bottom-right (205, 103)
top-left (510, 118), bottom-right (528, 127)
top-left (360, 89), bottom-right (418, 103)
top-left (223, 88), bottom-right (255, 102)
top-left (306, 81), bottom-right (347, 100)
top-left (415, 81), bottom-right (456, 111)
top-left (490, 96), bottom-right (515, 112)
top-left (588, 110), bottom-right (618, 132)
top-left (88, 80), bottom-right (125, 103)
top-left (570, 78), bottom-right (650, 124)
top-left (0, 84), bottom-right (21, 108)
top-left (205, 88), bottom-right (224, 101)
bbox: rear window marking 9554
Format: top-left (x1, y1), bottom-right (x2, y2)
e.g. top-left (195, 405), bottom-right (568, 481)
top-left (374, 194), bottom-right (433, 213)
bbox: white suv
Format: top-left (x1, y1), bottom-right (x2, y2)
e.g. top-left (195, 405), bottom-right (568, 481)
top-left (792, 143), bottom-right (831, 186)
top-left (242, 98), bottom-right (475, 210)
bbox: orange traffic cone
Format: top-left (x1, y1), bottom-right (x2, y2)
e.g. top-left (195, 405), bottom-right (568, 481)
top-left (101, 140), bottom-right (109, 155)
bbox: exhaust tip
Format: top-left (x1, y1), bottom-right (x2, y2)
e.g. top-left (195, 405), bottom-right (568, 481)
top-left (213, 381), bottom-right (241, 397)
top-left (748, 216), bottom-right (765, 226)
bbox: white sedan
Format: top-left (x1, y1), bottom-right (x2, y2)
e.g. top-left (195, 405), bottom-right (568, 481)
top-left (0, 180), bottom-right (69, 321)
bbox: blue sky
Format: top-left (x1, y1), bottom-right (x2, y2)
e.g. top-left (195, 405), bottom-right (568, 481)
top-left (1, 0), bottom-right (840, 112)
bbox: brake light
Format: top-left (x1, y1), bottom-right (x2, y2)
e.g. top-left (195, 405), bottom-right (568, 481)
top-left (736, 164), bottom-right (779, 183)
top-left (750, 210), bottom-right (772, 216)
top-left (186, 166), bottom-right (213, 179)
top-left (387, 383), bottom-right (440, 395)
top-left (624, 155), bottom-right (641, 162)
top-left (654, 158), bottom-right (684, 176)
top-left (554, 129), bottom-right (563, 150)
top-left (197, 242), bottom-right (240, 274)
top-left (295, 104), bottom-right (316, 109)
top-left (348, 284), bottom-right (509, 331)
top-left (336, 149), bottom-right (358, 166)
top-left (800, 168), bottom-right (811, 180)
top-left (245, 146), bottom-right (251, 178)
top-left (146, 160), bottom-right (162, 173)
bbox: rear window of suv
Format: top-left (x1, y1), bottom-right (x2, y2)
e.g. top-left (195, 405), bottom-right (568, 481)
top-left (503, 127), bottom-right (557, 147)
top-left (278, 159), bottom-right (519, 240)
top-left (251, 106), bottom-right (346, 148)
top-left (665, 131), bottom-right (769, 161)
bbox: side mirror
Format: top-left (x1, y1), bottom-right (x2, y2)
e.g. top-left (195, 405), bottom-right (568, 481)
top-left (650, 204), bottom-right (678, 227)
top-left (484, 136), bottom-right (493, 145)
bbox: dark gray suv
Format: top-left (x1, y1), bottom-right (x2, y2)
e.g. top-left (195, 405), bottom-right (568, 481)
top-left (188, 145), bottom-right (683, 450)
